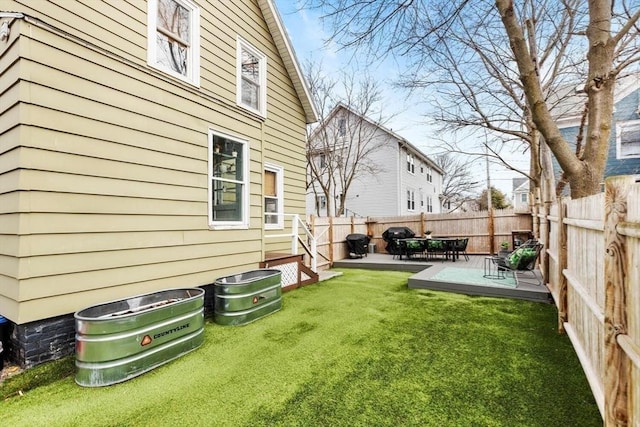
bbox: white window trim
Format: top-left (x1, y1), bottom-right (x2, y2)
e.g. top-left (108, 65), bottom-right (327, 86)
top-left (236, 37), bottom-right (267, 117)
top-left (147, 0), bottom-right (201, 86)
top-left (616, 119), bottom-right (640, 160)
top-left (407, 189), bottom-right (415, 212)
top-left (264, 163), bottom-right (284, 230)
top-left (208, 129), bottom-right (249, 229)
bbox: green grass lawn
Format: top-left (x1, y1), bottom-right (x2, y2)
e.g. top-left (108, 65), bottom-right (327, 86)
top-left (1, 269), bottom-right (601, 426)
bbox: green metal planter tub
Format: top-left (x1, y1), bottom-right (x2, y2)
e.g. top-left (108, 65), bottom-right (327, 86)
top-left (214, 269), bottom-right (282, 326)
top-left (74, 288), bottom-right (205, 387)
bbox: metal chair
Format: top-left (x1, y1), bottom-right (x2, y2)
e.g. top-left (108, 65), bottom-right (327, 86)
top-left (492, 242), bottom-right (543, 285)
top-left (453, 238), bottom-right (470, 261)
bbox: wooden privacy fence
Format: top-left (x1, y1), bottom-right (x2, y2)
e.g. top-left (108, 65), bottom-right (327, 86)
top-left (307, 175), bottom-right (640, 424)
top-left (307, 209), bottom-right (533, 270)
top-left (541, 176), bottom-right (640, 425)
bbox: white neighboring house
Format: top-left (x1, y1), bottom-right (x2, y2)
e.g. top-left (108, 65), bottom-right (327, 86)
top-left (512, 177), bottom-right (530, 212)
top-left (307, 104), bottom-right (444, 217)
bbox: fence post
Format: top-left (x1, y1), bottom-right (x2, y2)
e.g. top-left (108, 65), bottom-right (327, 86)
top-left (557, 198), bottom-right (568, 334)
top-left (488, 207), bottom-right (495, 255)
top-left (604, 176), bottom-right (633, 426)
top-left (328, 216), bottom-right (334, 267)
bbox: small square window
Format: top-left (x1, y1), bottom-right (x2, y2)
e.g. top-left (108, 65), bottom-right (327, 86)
top-left (237, 38), bottom-right (267, 117)
top-left (147, 0), bottom-right (200, 85)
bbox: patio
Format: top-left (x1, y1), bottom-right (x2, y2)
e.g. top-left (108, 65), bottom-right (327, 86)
top-left (332, 253), bottom-right (552, 303)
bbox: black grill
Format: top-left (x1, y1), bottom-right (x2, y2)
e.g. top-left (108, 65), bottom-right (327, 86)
top-left (345, 233), bottom-right (371, 258)
top-left (381, 227), bottom-right (415, 255)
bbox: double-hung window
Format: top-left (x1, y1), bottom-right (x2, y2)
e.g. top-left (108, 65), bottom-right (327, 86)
top-left (264, 164), bottom-right (283, 229)
top-left (407, 190), bottom-right (415, 211)
top-left (617, 120), bottom-right (640, 159)
top-left (147, 0), bottom-right (200, 85)
top-left (237, 37), bottom-right (267, 116)
top-left (407, 154), bottom-right (415, 173)
top-left (209, 131), bottom-right (248, 228)
top-left (338, 118), bottom-right (347, 138)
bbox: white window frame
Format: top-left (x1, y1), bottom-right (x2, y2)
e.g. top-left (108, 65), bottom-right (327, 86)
top-left (407, 153), bottom-right (415, 174)
top-left (426, 196), bottom-right (433, 213)
top-left (208, 129), bottom-right (249, 229)
top-left (338, 118), bottom-right (347, 138)
top-left (264, 163), bottom-right (284, 230)
top-left (147, 0), bottom-right (200, 86)
top-left (237, 37), bottom-right (267, 117)
top-left (317, 195), bottom-right (327, 210)
top-left (616, 120), bottom-right (640, 159)
top-left (407, 189), bottom-right (415, 211)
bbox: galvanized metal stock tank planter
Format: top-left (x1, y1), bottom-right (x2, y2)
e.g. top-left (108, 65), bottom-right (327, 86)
top-left (74, 288), bottom-right (205, 387)
top-left (214, 269), bottom-right (282, 325)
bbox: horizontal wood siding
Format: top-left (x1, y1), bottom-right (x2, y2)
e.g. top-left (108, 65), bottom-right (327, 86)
top-left (0, 1), bottom-right (309, 323)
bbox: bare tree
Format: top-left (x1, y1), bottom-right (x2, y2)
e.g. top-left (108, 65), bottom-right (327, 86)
top-left (435, 153), bottom-right (482, 212)
top-left (302, 0), bottom-right (640, 198)
top-left (306, 62), bottom-right (394, 216)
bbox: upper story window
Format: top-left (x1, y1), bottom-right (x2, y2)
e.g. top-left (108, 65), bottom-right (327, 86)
top-left (426, 166), bottom-right (432, 183)
top-left (237, 38), bottom-right (267, 117)
top-left (147, 0), bottom-right (200, 85)
top-left (264, 164), bottom-right (284, 229)
top-left (319, 154), bottom-right (327, 168)
top-left (209, 131), bottom-right (248, 228)
top-left (338, 118), bottom-right (347, 137)
top-left (407, 154), bottom-right (415, 173)
top-left (617, 120), bottom-right (640, 159)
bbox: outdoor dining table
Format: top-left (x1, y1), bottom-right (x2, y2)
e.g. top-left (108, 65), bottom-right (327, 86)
top-left (397, 237), bottom-right (461, 262)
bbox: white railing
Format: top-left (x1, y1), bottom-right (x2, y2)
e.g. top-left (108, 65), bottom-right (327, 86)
top-left (264, 213), bottom-right (317, 272)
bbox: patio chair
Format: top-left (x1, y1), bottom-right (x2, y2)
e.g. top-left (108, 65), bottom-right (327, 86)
top-left (425, 239), bottom-right (447, 261)
top-left (491, 242), bottom-right (543, 285)
top-left (399, 239), bottom-right (425, 260)
top-left (453, 238), bottom-right (469, 261)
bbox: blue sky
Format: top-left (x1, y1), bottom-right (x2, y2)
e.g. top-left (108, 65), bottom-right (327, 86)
top-left (273, 1), bottom-right (528, 197)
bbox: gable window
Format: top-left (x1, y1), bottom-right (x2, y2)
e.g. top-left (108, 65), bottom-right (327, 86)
top-left (319, 154), bottom-right (326, 168)
top-left (338, 118), bottom-right (347, 137)
top-left (237, 38), bottom-right (267, 116)
top-left (407, 190), bottom-right (415, 211)
top-left (147, 0), bottom-right (200, 85)
top-left (209, 131), bottom-right (248, 228)
top-left (264, 164), bottom-right (283, 229)
top-left (617, 120), bottom-right (640, 159)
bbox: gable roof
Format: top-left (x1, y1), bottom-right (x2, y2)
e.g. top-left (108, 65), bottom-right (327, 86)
top-left (259, 0), bottom-right (318, 124)
top-left (312, 103), bottom-right (444, 174)
top-left (551, 73), bottom-right (640, 128)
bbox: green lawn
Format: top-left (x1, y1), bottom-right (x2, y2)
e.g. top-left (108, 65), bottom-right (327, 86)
top-left (1, 269), bottom-right (601, 426)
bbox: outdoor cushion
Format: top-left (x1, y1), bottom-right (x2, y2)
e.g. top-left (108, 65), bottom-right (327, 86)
top-left (508, 247), bottom-right (537, 270)
top-left (406, 240), bottom-right (422, 250)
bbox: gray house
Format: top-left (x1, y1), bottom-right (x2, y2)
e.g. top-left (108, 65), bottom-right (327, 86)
top-left (307, 103), bottom-right (444, 217)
